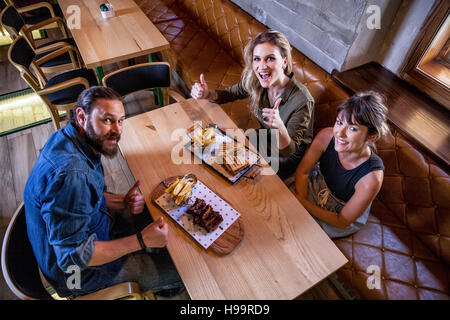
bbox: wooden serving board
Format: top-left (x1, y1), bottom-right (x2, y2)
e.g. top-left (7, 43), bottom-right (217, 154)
top-left (151, 176), bottom-right (244, 255)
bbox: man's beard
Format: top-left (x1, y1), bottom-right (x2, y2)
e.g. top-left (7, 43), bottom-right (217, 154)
top-left (85, 120), bottom-right (121, 158)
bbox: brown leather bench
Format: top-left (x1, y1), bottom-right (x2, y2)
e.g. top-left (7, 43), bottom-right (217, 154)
top-left (136, 0), bottom-right (450, 300)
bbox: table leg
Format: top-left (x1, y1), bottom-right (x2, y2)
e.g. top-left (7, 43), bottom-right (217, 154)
top-left (154, 88), bottom-right (164, 107)
top-left (148, 53), bottom-right (158, 62)
top-left (38, 29), bottom-right (47, 40)
top-left (95, 66), bottom-right (104, 84)
top-left (147, 53), bottom-right (163, 106)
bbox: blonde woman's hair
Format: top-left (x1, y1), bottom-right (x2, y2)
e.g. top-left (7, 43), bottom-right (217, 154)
top-left (337, 91), bottom-right (390, 151)
top-left (241, 30), bottom-right (293, 115)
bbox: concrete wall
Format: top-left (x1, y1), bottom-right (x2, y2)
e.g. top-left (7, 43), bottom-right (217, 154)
top-left (376, 0), bottom-right (437, 74)
top-left (343, 0), bottom-right (402, 71)
top-left (231, 0), bottom-right (435, 75)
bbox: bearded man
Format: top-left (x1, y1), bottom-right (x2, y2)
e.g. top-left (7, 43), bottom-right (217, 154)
top-left (24, 86), bottom-right (183, 298)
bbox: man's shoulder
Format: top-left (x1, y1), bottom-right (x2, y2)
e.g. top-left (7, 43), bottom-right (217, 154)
top-left (38, 130), bottom-right (91, 175)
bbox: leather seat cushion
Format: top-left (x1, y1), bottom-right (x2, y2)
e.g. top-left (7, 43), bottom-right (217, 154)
top-left (36, 37), bottom-right (77, 49)
top-left (35, 39), bottom-right (78, 68)
top-left (36, 51), bottom-right (72, 68)
top-left (375, 128), bottom-right (450, 266)
top-left (334, 199), bottom-right (449, 300)
top-left (45, 68), bottom-right (98, 105)
top-left (22, 3), bottom-right (63, 25)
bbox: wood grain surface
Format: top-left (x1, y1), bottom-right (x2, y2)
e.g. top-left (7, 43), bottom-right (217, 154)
top-left (118, 98), bottom-right (348, 300)
top-left (58, 0), bottom-right (170, 68)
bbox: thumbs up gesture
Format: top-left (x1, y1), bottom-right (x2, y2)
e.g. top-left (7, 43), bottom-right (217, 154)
top-left (262, 97), bottom-right (283, 129)
top-left (191, 73), bottom-right (210, 100)
top-left (273, 97), bottom-right (282, 111)
top-left (124, 180), bottom-right (145, 214)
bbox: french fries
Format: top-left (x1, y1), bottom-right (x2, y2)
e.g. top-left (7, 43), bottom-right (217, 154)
top-left (165, 176), bottom-right (195, 205)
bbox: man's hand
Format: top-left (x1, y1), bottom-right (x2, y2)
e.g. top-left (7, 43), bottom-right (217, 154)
top-left (89, 216), bottom-right (168, 266)
top-left (141, 217), bottom-right (168, 248)
top-left (124, 180), bottom-right (145, 214)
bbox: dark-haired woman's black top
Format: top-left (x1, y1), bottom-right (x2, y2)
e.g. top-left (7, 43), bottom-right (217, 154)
top-left (319, 137), bottom-right (384, 202)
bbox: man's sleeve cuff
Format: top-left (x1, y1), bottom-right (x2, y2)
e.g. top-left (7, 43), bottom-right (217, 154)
top-left (71, 233), bottom-right (97, 270)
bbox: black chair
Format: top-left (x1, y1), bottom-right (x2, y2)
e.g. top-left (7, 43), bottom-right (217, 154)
top-left (2, 0), bottom-right (64, 27)
top-left (1, 202), bottom-right (53, 300)
top-left (1, 202), bottom-right (149, 300)
top-left (102, 62), bottom-right (185, 111)
top-left (8, 36), bottom-right (98, 130)
top-left (1, 4), bottom-right (78, 74)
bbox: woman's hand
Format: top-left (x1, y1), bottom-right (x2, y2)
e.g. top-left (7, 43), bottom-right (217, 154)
top-left (191, 73), bottom-right (210, 100)
top-left (262, 97), bottom-right (284, 129)
top-left (262, 98), bottom-right (291, 149)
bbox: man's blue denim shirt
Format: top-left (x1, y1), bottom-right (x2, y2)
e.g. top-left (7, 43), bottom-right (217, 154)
top-left (24, 123), bottom-right (122, 297)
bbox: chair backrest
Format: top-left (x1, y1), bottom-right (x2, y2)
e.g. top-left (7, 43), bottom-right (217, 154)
top-left (8, 36), bottom-right (46, 90)
top-left (0, 5), bottom-right (25, 37)
top-left (1, 202), bottom-right (53, 300)
top-left (102, 62), bottom-right (171, 97)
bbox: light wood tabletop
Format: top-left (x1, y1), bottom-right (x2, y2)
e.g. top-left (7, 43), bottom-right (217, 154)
top-left (118, 98), bottom-right (348, 300)
top-left (58, 0), bottom-right (170, 69)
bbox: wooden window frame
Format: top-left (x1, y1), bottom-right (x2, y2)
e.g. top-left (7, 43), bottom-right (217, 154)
top-left (401, 0), bottom-right (450, 110)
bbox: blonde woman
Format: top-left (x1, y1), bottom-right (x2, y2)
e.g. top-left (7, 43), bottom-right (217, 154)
top-left (295, 92), bottom-right (389, 238)
top-left (191, 30), bottom-right (314, 179)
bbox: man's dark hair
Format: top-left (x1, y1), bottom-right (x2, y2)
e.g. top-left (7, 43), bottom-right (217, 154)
top-left (70, 86), bottom-right (123, 127)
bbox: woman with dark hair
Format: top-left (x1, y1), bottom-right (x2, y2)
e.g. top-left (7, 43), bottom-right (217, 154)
top-left (191, 30), bottom-right (315, 179)
top-left (295, 91), bottom-right (389, 238)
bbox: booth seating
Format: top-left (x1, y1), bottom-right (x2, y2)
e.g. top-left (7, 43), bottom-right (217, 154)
top-left (136, 0), bottom-right (450, 299)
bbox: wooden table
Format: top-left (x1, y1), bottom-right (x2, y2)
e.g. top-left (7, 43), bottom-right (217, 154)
top-left (58, 0), bottom-right (170, 82)
top-left (118, 98), bottom-right (348, 300)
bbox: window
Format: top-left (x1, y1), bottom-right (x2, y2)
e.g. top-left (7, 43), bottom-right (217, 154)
top-left (401, 0), bottom-right (450, 109)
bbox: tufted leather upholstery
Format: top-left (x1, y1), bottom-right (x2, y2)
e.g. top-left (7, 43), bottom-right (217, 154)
top-left (136, 0), bottom-right (450, 299)
top-left (335, 128), bottom-right (450, 299)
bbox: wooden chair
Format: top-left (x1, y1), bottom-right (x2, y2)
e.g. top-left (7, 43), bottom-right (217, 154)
top-left (1, 4), bottom-right (77, 74)
top-left (1, 202), bottom-right (153, 300)
top-left (2, 0), bottom-right (65, 30)
top-left (8, 36), bottom-right (98, 130)
top-left (102, 62), bottom-right (186, 111)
